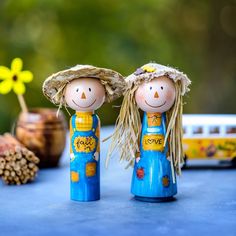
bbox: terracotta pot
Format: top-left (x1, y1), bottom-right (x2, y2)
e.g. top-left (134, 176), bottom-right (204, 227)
top-left (15, 108), bottom-right (67, 168)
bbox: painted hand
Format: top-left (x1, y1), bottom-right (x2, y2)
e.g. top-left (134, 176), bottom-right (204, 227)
top-left (94, 152), bottom-right (99, 161)
top-left (70, 153), bottom-right (75, 161)
top-left (135, 152), bottom-right (140, 163)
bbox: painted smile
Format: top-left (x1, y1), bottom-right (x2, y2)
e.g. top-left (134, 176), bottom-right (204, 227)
top-left (145, 100), bottom-right (166, 108)
top-left (72, 99), bottom-right (97, 108)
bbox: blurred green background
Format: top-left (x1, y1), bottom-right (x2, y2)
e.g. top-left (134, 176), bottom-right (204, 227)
top-left (0, 0), bottom-right (235, 132)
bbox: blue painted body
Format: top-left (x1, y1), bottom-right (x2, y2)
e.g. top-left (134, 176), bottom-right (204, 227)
top-left (70, 114), bottom-right (100, 201)
top-left (131, 112), bottom-right (177, 200)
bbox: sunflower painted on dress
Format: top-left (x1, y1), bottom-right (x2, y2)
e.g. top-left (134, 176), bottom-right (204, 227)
top-left (43, 65), bottom-right (124, 202)
top-left (107, 62), bottom-right (191, 202)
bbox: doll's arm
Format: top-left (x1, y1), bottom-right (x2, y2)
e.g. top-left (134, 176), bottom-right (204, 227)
top-left (94, 116), bottom-right (100, 161)
top-left (69, 118), bottom-right (75, 160)
top-left (135, 125), bottom-right (142, 163)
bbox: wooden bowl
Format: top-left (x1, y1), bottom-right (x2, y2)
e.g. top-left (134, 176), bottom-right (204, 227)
top-left (16, 108), bottom-right (67, 168)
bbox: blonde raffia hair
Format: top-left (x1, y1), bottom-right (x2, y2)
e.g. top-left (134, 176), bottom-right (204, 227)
top-left (106, 78), bottom-right (184, 176)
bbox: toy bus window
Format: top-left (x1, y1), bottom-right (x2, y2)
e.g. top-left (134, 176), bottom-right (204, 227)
top-left (192, 126), bottom-right (203, 134)
top-left (183, 127), bottom-right (187, 134)
top-left (209, 126), bottom-right (220, 134)
top-left (226, 126), bottom-right (236, 134)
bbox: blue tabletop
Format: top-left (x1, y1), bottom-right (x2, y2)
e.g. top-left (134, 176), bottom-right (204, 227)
top-left (0, 127), bottom-right (236, 236)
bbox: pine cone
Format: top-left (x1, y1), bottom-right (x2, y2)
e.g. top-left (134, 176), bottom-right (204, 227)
top-left (0, 133), bottom-right (40, 185)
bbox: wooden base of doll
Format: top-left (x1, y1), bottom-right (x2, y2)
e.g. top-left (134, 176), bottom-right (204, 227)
top-left (71, 196), bottom-right (100, 202)
top-left (134, 195), bottom-right (176, 203)
top-left (70, 183), bottom-right (100, 202)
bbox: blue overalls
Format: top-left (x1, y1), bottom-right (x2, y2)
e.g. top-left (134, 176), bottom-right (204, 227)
top-left (131, 112), bottom-right (177, 201)
top-left (70, 113), bottom-right (100, 201)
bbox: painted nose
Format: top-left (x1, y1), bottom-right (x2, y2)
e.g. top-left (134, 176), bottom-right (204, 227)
top-left (81, 92), bottom-right (86, 99)
top-left (154, 91), bottom-right (159, 98)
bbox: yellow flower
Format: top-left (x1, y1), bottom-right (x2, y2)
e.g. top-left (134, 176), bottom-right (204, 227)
top-left (162, 175), bottom-right (170, 187)
top-left (0, 58), bottom-right (33, 95)
top-left (142, 65), bottom-right (156, 73)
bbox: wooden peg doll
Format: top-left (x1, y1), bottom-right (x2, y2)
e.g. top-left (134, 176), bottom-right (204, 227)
top-left (107, 63), bottom-right (191, 202)
top-left (43, 65), bottom-right (124, 201)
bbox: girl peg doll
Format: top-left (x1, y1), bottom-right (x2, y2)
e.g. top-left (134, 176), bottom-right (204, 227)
top-left (43, 65), bottom-right (124, 201)
top-left (107, 63), bottom-right (191, 202)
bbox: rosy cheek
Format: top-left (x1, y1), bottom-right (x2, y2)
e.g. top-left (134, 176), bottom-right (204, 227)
top-left (165, 90), bottom-right (175, 101)
top-left (135, 91), bottom-right (143, 101)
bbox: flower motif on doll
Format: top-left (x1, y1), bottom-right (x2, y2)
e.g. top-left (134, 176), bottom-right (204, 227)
top-left (162, 175), bottom-right (170, 187)
top-left (136, 167), bottom-right (145, 180)
top-left (142, 65), bottom-right (156, 73)
top-left (147, 113), bottom-right (162, 127)
top-left (73, 136), bottom-right (96, 153)
top-left (134, 65), bottom-right (156, 76)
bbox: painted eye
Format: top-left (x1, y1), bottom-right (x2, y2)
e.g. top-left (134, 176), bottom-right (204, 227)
top-left (150, 86), bottom-right (152, 90)
top-left (89, 88), bottom-right (92, 92)
top-left (76, 88), bottom-right (79, 92)
top-left (161, 86), bottom-right (163, 90)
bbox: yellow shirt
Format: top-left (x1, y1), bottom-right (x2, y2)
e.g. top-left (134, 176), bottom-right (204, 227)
top-left (70, 112), bottom-right (100, 154)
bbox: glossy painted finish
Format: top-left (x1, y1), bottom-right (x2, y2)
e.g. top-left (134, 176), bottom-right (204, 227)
top-left (64, 77), bottom-right (106, 201)
top-left (131, 112), bottom-right (177, 200)
top-left (70, 112), bottom-right (100, 201)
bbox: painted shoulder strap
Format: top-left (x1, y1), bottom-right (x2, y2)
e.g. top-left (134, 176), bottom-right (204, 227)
top-left (92, 114), bottom-right (99, 131)
top-left (162, 113), bottom-right (167, 135)
top-left (71, 114), bottom-right (77, 131)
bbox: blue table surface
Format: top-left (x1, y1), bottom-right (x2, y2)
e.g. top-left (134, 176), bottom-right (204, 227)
top-left (0, 126), bottom-right (236, 236)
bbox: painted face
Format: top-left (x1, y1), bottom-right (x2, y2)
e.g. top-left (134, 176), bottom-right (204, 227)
top-left (135, 76), bottom-right (176, 113)
top-left (64, 78), bottom-right (106, 112)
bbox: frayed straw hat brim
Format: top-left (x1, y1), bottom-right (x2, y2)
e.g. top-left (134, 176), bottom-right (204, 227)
top-left (42, 64), bottom-right (125, 105)
top-left (125, 63), bottom-right (191, 95)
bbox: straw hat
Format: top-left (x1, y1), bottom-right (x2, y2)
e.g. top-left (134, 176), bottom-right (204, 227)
top-left (42, 64), bottom-right (125, 105)
top-left (125, 63), bottom-right (191, 95)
